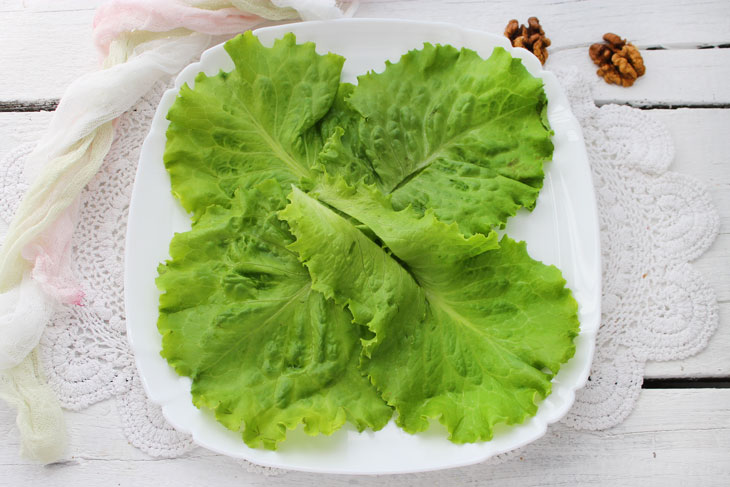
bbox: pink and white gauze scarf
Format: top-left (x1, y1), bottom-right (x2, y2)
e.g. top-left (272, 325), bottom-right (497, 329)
top-left (0, 0), bottom-right (354, 463)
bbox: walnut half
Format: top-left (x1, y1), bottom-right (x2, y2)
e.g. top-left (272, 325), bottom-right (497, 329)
top-left (589, 33), bottom-right (646, 87)
top-left (504, 17), bottom-right (551, 65)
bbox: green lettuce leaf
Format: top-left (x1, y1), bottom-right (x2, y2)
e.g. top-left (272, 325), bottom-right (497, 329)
top-left (164, 32), bottom-right (344, 218)
top-left (315, 82), bottom-right (377, 185)
top-left (346, 44), bottom-right (553, 234)
top-left (157, 180), bottom-right (392, 449)
top-left (164, 34), bottom-right (552, 236)
top-left (279, 183), bottom-right (579, 442)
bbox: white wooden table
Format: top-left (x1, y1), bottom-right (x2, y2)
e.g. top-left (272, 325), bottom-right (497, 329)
top-left (1, 1), bottom-right (729, 485)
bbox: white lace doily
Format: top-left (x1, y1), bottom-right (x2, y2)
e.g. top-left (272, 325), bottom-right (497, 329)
top-left (0, 69), bottom-right (719, 469)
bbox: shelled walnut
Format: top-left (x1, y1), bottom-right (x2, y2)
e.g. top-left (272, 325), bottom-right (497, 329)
top-left (589, 33), bottom-right (646, 87)
top-left (504, 17), bottom-right (551, 65)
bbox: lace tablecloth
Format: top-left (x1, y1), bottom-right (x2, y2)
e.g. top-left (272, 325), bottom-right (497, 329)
top-left (0, 68), bottom-right (719, 470)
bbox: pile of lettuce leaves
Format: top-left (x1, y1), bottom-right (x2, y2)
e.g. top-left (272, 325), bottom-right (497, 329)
top-left (156, 32), bottom-right (580, 450)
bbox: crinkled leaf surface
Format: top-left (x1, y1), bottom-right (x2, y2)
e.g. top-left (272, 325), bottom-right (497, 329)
top-left (280, 183), bottom-right (579, 442)
top-left (164, 32), bottom-right (344, 218)
top-left (346, 45), bottom-right (553, 234)
top-left (315, 82), bottom-right (377, 185)
top-left (157, 180), bottom-right (392, 449)
top-left (158, 32), bottom-right (578, 448)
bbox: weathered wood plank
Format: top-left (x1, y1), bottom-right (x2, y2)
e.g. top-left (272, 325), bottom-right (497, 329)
top-left (1, 389), bottom-right (728, 485)
top-left (0, 0), bottom-right (103, 12)
top-left (549, 48), bottom-right (730, 107)
top-left (2, 1), bottom-right (730, 103)
top-left (0, 9), bottom-right (98, 102)
top-left (644, 108), bottom-right (730, 378)
top-left (0, 111), bottom-right (52, 155)
top-left (356, 0), bottom-right (730, 49)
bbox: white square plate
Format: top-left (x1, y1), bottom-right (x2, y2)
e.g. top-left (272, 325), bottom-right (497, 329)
top-left (125, 19), bottom-right (601, 475)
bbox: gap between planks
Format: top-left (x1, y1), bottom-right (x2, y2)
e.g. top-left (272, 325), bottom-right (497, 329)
top-left (0, 100), bottom-right (59, 112)
top-left (6, 100), bottom-right (730, 113)
top-left (7, 101), bottom-right (730, 114)
top-left (643, 377), bottom-right (730, 389)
